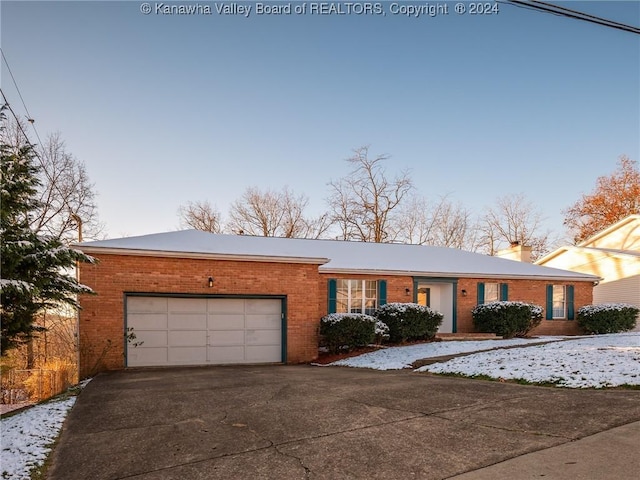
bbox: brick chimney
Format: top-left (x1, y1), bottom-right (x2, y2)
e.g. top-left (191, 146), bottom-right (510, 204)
top-left (496, 241), bottom-right (532, 263)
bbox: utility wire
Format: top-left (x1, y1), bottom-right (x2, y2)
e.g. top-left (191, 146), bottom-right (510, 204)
top-left (1, 48), bottom-right (45, 147)
top-left (0, 88), bottom-right (34, 148)
top-left (502, 0), bottom-right (640, 34)
top-left (531, 0), bottom-right (639, 31)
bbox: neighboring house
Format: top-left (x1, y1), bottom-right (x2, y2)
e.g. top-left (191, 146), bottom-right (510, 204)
top-left (75, 231), bottom-right (599, 376)
top-left (537, 214), bottom-right (640, 331)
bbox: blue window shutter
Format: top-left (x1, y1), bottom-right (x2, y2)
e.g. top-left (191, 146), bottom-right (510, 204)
top-left (546, 284), bottom-right (554, 320)
top-left (378, 280), bottom-right (387, 306)
top-left (328, 279), bottom-right (337, 314)
top-left (500, 283), bottom-right (509, 301)
top-left (567, 285), bottom-right (575, 320)
top-left (477, 283), bottom-right (485, 304)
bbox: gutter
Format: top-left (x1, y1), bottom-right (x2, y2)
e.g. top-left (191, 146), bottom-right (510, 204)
top-left (74, 246), bottom-right (331, 265)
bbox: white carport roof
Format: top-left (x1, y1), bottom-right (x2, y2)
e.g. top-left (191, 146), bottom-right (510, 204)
top-left (76, 230), bottom-right (600, 281)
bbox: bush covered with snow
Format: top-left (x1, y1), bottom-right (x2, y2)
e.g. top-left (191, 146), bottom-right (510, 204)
top-left (577, 303), bottom-right (639, 334)
top-left (472, 301), bottom-right (543, 338)
top-left (375, 303), bottom-right (443, 343)
top-left (375, 320), bottom-right (390, 343)
top-left (320, 313), bottom-right (377, 353)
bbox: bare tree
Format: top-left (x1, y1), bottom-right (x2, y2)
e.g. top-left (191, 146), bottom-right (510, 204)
top-left (33, 133), bottom-right (102, 241)
top-left (392, 194), bottom-right (478, 249)
top-left (0, 120), bottom-right (102, 242)
top-left (178, 200), bottom-right (222, 233)
top-left (479, 193), bottom-right (554, 261)
top-left (328, 146), bottom-right (413, 242)
top-left (227, 186), bottom-right (331, 238)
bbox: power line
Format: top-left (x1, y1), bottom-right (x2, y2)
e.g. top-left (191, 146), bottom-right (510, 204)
top-left (502, 0), bottom-right (640, 34)
top-left (0, 88), bottom-right (34, 147)
top-left (1, 48), bottom-right (34, 122)
top-left (0, 48), bottom-right (45, 147)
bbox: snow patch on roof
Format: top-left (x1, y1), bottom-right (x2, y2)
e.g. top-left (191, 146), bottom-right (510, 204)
top-left (77, 230), bottom-right (599, 280)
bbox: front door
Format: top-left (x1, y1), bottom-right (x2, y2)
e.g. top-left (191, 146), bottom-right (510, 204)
top-left (416, 282), bottom-right (454, 333)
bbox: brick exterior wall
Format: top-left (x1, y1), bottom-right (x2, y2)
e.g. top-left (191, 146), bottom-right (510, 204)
top-left (456, 278), bottom-right (592, 335)
top-left (78, 254), bottom-right (323, 377)
top-left (79, 253), bottom-right (593, 377)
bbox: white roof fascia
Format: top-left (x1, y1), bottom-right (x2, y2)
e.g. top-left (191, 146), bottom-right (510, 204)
top-left (538, 245), bottom-right (640, 265)
top-left (535, 246), bottom-right (570, 265)
top-left (577, 214), bottom-right (640, 247)
top-left (319, 267), bottom-right (600, 282)
top-left (76, 246), bottom-right (330, 265)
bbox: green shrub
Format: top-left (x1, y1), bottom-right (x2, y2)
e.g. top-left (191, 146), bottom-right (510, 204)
top-left (320, 313), bottom-right (376, 353)
top-left (375, 303), bottom-right (443, 343)
top-left (472, 301), bottom-right (543, 338)
top-left (577, 304), bottom-right (639, 334)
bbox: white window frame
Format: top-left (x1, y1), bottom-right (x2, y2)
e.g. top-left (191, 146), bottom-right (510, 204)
top-left (336, 279), bottom-right (378, 315)
top-left (552, 285), bottom-right (566, 319)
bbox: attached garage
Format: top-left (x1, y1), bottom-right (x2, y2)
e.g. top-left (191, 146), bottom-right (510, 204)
top-left (126, 295), bottom-right (284, 367)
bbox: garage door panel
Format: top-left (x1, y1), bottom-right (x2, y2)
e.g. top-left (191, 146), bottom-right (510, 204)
top-left (208, 314), bottom-right (245, 330)
top-left (209, 330), bottom-right (244, 346)
top-left (134, 330), bottom-right (168, 348)
top-left (128, 313), bottom-right (167, 330)
top-left (168, 330), bottom-right (207, 347)
top-left (208, 346), bottom-right (245, 364)
top-left (246, 314), bottom-right (281, 330)
top-left (168, 298), bottom-right (207, 313)
top-left (208, 298), bottom-right (245, 314)
top-left (246, 345), bottom-right (281, 363)
top-left (128, 347), bottom-right (168, 366)
top-left (246, 329), bottom-right (281, 346)
top-left (169, 347), bottom-right (207, 363)
top-left (245, 299), bottom-right (281, 315)
top-left (127, 297), bottom-right (168, 313)
top-left (168, 314), bottom-right (207, 330)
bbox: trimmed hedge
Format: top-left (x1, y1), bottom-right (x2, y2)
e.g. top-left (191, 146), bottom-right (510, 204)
top-left (577, 303), bottom-right (640, 334)
top-left (375, 303), bottom-right (443, 343)
top-left (320, 313), bottom-right (376, 353)
top-left (472, 301), bottom-right (543, 338)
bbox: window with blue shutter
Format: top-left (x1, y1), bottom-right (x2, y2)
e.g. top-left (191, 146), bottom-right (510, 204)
top-left (546, 284), bottom-right (554, 320)
top-left (567, 285), bottom-right (575, 320)
top-left (378, 280), bottom-right (387, 307)
top-left (500, 283), bottom-right (509, 301)
top-left (328, 279), bottom-right (337, 314)
top-left (477, 282), bottom-right (485, 304)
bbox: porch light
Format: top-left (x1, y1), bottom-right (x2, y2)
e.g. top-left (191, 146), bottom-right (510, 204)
top-left (461, 289), bottom-right (467, 296)
top-left (405, 288), bottom-right (411, 296)
top-left (208, 277), bottom-right (214, 288)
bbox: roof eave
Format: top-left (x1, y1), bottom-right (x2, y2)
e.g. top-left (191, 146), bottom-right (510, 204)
top-left (74, 246), bottom-right (330, 265)
top-left (318, 267), bottom-right (600, 282)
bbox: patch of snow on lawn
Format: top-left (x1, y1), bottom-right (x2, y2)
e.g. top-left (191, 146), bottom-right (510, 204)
top-left (327, 337), bottom-right (567, 370)
top-left (1, 397), bottom-right (76, 479)
top-left (419, 333), bottom-right (640, 388)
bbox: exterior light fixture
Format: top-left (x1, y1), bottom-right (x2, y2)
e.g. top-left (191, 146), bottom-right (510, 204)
top-left (208, 277), bottom-right (214, 288)
top-left (405, 288), bottom-right (411, 296)
top-left (461, 289), bottom-right (467, 296)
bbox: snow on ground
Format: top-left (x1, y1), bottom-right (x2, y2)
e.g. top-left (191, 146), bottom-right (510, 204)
top-left (1, 396), bottom-right (76, 479)
top-left (325, 336), bottom-right (568, 370)
top-left (420, 333), bottom-right (640, 388)
top-left (327, 333), bottom-right (640, 389)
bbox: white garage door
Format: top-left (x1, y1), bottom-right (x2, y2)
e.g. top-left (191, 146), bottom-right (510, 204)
top-left (126, 296), bottom-right (283, 367)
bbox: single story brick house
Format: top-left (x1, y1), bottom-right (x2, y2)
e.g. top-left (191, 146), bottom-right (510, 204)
top-left (76, 230), bottom-right (599, 377)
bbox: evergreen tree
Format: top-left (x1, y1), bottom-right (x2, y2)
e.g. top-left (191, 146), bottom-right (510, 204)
top-left (1, 112), bottom-right (94, 352)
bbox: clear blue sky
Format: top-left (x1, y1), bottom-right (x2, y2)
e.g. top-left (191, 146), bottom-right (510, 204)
top-left (2, 1), bottom-right (639, 241)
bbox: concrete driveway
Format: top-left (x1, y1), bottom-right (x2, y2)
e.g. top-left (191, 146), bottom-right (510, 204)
top-left (47, 366), bottom-right (640, 479)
